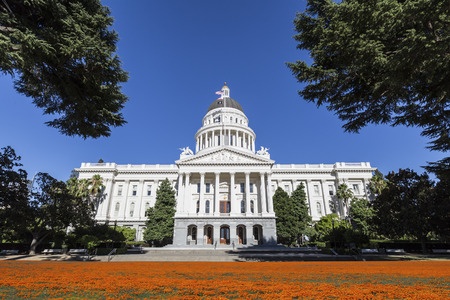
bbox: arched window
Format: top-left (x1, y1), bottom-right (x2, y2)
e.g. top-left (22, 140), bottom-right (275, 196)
top-left (240, 200), bottom-right (245, 213)
top-left (196, 200), bottom-right (200, 213)
top-left (205, 200), bottom-right (210, 214)
top-left (129, 202), bottom-right (135, 217)
top-left (250, 200), bottom-right (255, 213)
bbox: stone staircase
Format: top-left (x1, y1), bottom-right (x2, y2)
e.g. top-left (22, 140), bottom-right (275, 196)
top-left (109, 248), bottom-right (241, 262)
top-left (104, 245), bottom-right (343, 262)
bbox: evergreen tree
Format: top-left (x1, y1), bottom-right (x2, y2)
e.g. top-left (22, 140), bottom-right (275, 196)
top-left (273, 184), bottom-right (312, 245)
top-left (0, 0), bottom-right (128, 138)
top-left (273, 187), bottom-right (297, 245)
top-left (144, 179), bottom-right (176, 246)
top-left (288, 0), bottom-right (450, 170)
top-left (290, 183), bottom-right (312, 243)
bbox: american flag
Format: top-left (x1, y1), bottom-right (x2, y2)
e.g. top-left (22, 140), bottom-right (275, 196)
top-left (215, 90), bottom-right (223, 95)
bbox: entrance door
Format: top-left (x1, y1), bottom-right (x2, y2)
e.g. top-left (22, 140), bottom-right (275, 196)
top-left (205, 226), bottom-right (213, 244)
top-left (220, 226), bottom-right (230, 244)
top-left (237, 226), bottom-right (246, 244)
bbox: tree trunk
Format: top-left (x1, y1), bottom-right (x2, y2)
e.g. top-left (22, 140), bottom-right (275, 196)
top-left (29, 234), bottom-right (39, 255)
top-left (29, 231), bottom-right (49, 255)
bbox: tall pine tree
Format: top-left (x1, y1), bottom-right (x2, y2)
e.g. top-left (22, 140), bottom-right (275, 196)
top-left (290, 183), bottom-right (311, 243)
top-left (273, 185), bottom-right (310, 246)
top-left (144, 178), bottom-right (176, 246)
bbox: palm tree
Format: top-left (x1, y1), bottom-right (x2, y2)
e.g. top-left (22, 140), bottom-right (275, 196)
top-left (336, 183), bottom-right (354, 217)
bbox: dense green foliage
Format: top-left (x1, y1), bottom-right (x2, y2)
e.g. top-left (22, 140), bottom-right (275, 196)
top-left (144, 179), bottom-right (176, 246)
top-left (371, 169), bottom-right (449, 251)
top-left (288, 0), bottom-right (450, 168)
top-left (26, 172), bottom-right (103, 254)
top-left (67, 223), bottom-right (129, 250)
top-left (0, 146), bottom-right (29, 242)
top-left (0, 146), bottom-right (103, 253)
top-left (273, 184), bottom-right (311, 245)
top-left (348, 197), bottom-right (375, 238)
top-left (0, 0), bottom-right (128, 138)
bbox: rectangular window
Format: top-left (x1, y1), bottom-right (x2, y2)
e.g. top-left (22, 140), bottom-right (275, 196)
top-left (240, 183), bottom-right (245, 193)
top-left (147, 185), bottom-right (152, 196)
top-left (313, 185), bottom-right (320, 196)
top-left (205, 183), bottom-right (211, 193)
top-left (132, 185), bottom-right (137, 196)
top-left (197, 183), bottom-right (200, 193)
top-left (353, 184), bottom-right (360, 194)
top-left (250, 183), bottom-right (254, 193)
top-left (328, 185), bottom-right (334, 196)
top-left (117, 185), bottom-right (123, 196)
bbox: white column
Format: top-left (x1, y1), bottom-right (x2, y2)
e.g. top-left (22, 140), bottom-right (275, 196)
top-left (251, 137), bottom-right (255, 152)
top-left (245, 172), bottom-right (251, 214)
top-left (230, 172), bottom-right (237, 214)
top-left (212, 131), bottom-right (215, 147)
top-left (176, 173), bottom-right (184, 213)
top-left (136, 180), bottom-right (145, 219)
top-left (320, 179), bottom-right (328, 215)
top-left (197, 225), bottom-right (204, 246)
top-left (199, 172), bottom-right (205, 214)
top-left (267, 173), bottom-right (274, 213)
top-left (214, 172), bottom-right (220, 215)
top-left (196, 137), bottom-right (199, 152)
top-left (184, 173), bottom-right (191, 213)
top-left (260, 172), bottom-right (267, 214)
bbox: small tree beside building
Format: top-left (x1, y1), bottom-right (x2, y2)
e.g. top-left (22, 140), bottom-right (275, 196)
top-left (144, 179), bottom-right (176, 246)
top-left (273, 184), bottom-right (311, 246)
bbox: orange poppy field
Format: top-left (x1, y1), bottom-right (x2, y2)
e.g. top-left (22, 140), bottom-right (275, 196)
top-left (1, 260), bottom-right (449, 299)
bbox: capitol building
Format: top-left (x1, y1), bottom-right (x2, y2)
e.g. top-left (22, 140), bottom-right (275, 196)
top-left (75, 84), bottom-right (375, 246)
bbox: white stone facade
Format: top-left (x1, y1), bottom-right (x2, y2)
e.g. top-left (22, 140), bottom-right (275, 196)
top-left (74, 84), bottom-right (375, 245)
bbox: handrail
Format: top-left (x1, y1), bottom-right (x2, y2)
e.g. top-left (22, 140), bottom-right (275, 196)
top-left (108, 248), bottom-right (117, 262)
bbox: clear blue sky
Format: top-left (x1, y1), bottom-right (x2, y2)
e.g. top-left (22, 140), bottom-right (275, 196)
top-left (0, 0), bottom-right (445, 181)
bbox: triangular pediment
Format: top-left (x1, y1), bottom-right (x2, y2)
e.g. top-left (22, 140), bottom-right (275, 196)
top-left (176, 147), bottom-right (274, 165)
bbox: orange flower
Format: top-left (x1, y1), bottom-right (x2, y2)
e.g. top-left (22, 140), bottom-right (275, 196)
top-left (0, 261), bottom-right (448, 299)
